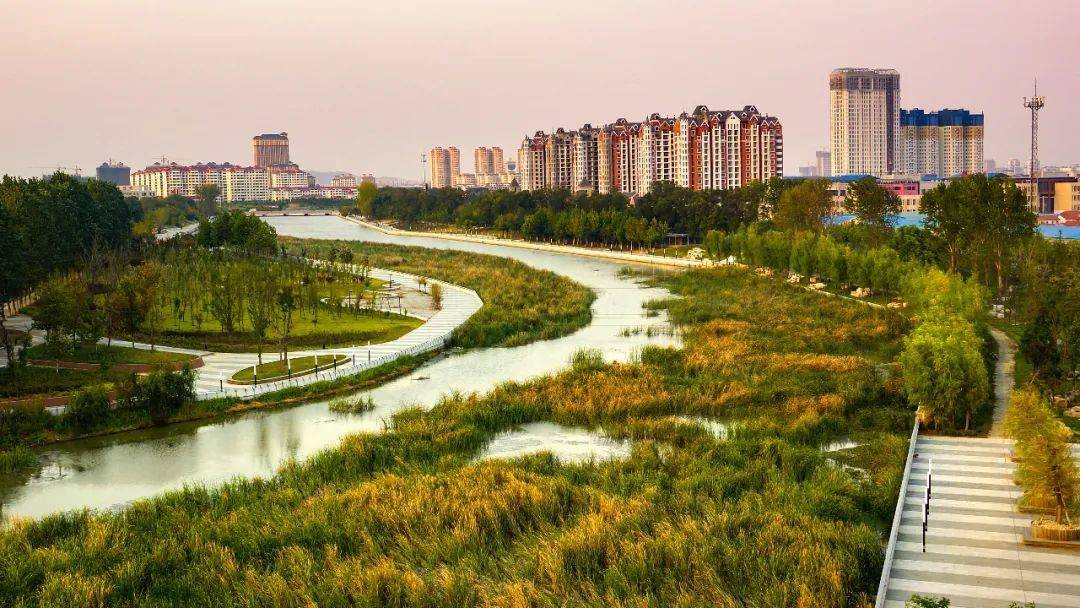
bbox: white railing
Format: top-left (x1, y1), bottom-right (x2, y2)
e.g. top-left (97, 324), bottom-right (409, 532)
top-left (194, 333), bottom-right (454, 400)
top-left (875, 416), bottom-right (921, 607)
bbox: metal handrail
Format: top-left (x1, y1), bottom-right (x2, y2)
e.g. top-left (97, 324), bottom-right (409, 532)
top-left (874, 416), bottom-right (920, 607)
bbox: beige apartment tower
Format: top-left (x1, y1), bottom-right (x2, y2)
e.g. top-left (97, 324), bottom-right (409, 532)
top-left (474, 147), bottom-right (494, 175)
top-left (252, 132), bottom-right (290, 167)
top-left (829, 68), bottom-right (900, 176)
top-left (429, 147), bottom-right (453, 188)
top-left (448, 147), bottom-right (461, 181)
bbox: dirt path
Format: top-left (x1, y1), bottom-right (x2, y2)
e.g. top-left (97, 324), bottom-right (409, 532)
top-left (988, 326), bottom-right (1017, 437)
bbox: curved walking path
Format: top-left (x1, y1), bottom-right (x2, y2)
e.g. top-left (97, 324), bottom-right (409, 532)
top-left (2, 266), bottom-right (482, 404)
top-left (192, 267), bottom-right (480, 399)
top-left (988, 327), bottom-right (1018, 437)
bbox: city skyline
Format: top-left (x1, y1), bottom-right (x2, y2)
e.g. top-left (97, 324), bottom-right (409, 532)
top-left (1, 0), bottom-right (1077, 180)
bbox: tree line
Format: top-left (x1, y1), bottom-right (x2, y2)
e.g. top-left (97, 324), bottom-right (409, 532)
top-left (355, 179), bottom-right (794, 242)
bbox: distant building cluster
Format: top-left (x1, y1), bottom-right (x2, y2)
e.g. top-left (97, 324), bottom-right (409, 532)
top-left (129, 132), bottom-right (360, 204)
top-left (429, 146), bottom-right (515, 189)
top-left (517, 104), bottom-right (783, 196)
top-left (827, 68), bottom-right (984, 179)
top-left (798, 151), bottom-right (832, 178)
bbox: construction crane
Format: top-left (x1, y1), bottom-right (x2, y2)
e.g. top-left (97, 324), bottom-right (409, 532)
top-left (31, 165), bottom-right (83, 177)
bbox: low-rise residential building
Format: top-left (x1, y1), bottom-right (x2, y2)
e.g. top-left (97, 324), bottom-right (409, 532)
top-left (1017, 177), bottom-right (1078, 214)
top-left (330, 173), bottom-right (358, 188)
top-left (131, 162), bottom-right (319, 204)
top-left (1054, 180), bottom-right (1080, 213)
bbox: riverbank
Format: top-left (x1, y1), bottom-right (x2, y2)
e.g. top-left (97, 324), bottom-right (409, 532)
top-left (343, 216), bottom-right (705, 269)
top-left (1, 353), bottom-right (432, 451)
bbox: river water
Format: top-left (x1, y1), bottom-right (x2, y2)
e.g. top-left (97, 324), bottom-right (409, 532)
top-left (0, 216), bottom-right (678, 519)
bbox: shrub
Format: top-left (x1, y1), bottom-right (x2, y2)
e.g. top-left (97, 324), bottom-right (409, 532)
top-left (136, 367), bottom-right (196, 426)
top-left (65, 385), bottom-right (111, 432)
top-left (1008, 388), bottom-right (1079, 523)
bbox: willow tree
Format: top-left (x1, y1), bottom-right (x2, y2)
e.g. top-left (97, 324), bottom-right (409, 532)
top-left (899, 316), bottom-right (989, 431)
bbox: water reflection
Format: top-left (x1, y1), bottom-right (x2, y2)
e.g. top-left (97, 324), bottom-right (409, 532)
top-left (0, 216), bottom-right (679, 519)
top-left (480, 421), bottom-right (629, 463)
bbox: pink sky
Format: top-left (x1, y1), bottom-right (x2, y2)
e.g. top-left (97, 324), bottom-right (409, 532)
top-left (1, 0), bottom-right (1077, 179)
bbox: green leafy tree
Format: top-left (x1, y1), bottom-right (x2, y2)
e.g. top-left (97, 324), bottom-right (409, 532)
top-left (276, 285), bottom-right (297, 361)
top-left (137, 367), bottom-right (196, 426)
top-left (195, 184), bottom-right (222, 216)
top-left (773, 179), bottom-right (833, 234)
top-left (1021, 308), bottom-right (1061, 382)
top-left (919, 182), bottom-right (972, 273)
top-left (246, 265), bottom-right (279, 365)
top-left (845, 177), bottom-right (900, 246)
top-left (0, 204), bottom-right (26, 372)
top-left (65, 384), bottom-right (111, 433)
top-left (970, 175), bottom-right (1036, 296)
top-left (900, 267), bottom-right (988, 323)
top-left (1008, 389), bottom-right (1079, 524)
top-left (900, 316), bottom-right (989, 431)
top-left (356, 181), bottom-right (378, 217)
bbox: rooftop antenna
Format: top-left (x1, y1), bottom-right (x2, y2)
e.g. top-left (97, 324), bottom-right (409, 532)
top-left (1023, 79), bottom-right (1046, 211)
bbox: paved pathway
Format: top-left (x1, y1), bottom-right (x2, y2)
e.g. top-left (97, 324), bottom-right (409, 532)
top-left (879, 324), bottom-right (1080, 606)
top-left (882, 435), bottom-right (1080, 607)
top-left (989, 327), bottom-right (1019, 438)
top-left (191, 267), bottom-right (480, 399)
top-left (1, 267), bottom-right (482, 403)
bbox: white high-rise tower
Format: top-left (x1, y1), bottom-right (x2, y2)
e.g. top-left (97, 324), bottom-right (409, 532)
top-left (829, 68), bottom-right (901, 176)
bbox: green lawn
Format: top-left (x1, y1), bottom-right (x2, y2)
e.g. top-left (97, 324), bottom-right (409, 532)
top-left (24, 344), bottom-right (196, 366)
top-left (231, 354), bottom-right (351, 383)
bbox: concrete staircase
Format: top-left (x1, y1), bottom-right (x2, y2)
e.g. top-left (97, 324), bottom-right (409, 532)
top-left (882, 435), bottom-right (1080, 607)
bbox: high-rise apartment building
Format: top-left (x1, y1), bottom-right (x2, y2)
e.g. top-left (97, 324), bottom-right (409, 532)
top-left (829, 68), bottom-right (900, 176)
top-left (544, 129), bottom-right (574, 190)
top-left (492, 147), bottom-right (505, 173)
top-left (815, 151), bottom-right (831, 178)
top-left (96, 160), bottom-right (131, 185)
top-left (429, 147), bottom-right (453, 188)
top-left (517, 104), bottom-right (782, 195)
top-left (899, 109), bottom-right (984, 177)
top-left (474, 147), bottom-right (494, 175)
top-left (252, 132), bottom-right (290, 167)
top-left (571, 125), bottom-right (601, 192)
top-left (448, 147), bottom-right (461, 181)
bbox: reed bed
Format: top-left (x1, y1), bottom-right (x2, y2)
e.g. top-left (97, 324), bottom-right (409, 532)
top-left (0, 265), bottom-right (910, 607)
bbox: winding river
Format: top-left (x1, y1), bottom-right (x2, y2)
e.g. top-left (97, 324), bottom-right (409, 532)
top-left (0, 216), bottom-right (679, 519)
